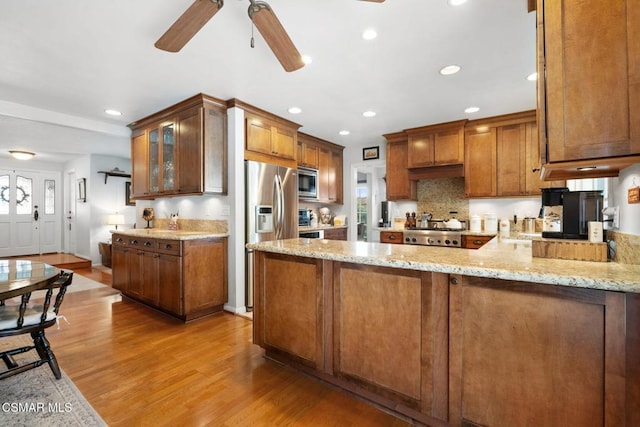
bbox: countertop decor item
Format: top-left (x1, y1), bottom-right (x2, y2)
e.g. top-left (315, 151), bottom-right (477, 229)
top-left (142, 208), bottom-right (154, 229)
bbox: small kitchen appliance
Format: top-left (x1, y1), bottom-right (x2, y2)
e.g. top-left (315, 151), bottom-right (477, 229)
top-left (541, 188), bottom-right (603, 240)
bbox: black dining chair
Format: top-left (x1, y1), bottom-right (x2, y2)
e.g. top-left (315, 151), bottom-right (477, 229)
top-left (0, 270), bottom-right (73, 380)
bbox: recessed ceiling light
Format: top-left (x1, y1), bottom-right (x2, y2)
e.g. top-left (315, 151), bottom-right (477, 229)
top-left (448, 0), bottom-right (468, 6)
top-left (527, 72), bottom-right (538, 81)
top-left (362, 29), bottom-right (377, 40)
top-left (105, 109), bottom-right (122, 116)
top-left (339, 130), bottom-right (350, 136)
top-left (440, 65), bottom-right (461, 75)
top-left (9, 150), bottom-right (35, 160)
top-left (288, 107), bottom-right (302, 114)
top-left (302, 55), bottom-right (313, 65)
top-left (362, 111), bottom-right (376, 118)
top-left (465, 107), bottom-right (480, 114)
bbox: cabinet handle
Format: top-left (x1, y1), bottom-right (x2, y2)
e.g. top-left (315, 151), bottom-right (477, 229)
top-left (154, 254), bottom-right (160, 258)
top-left (532, 168), bottom-right (540, 172)
top-left (130, 239), bottom-right (138, 245)
top-left (165, 244), bottom-right (172, 249)
top-left (115, 237), bottom-right (123, 242)
top-left (388, 235), bottom-right (396, 240)
top-left (473, 240), bottom-right (483, 245)
top-left (144, 241), bottom-right (152, 247)
top-left (451, 277), bottom-right (459, 285)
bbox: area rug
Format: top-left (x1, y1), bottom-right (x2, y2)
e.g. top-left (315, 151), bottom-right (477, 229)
top-left (0, 335), bottom-right (106, 426)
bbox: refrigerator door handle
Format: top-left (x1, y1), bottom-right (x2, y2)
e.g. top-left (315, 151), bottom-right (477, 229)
top-left (273, 174), bottom-right (284, 239)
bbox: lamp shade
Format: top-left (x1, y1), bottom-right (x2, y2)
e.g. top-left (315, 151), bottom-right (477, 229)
top-left (107, 214), bottom-right (125, 230)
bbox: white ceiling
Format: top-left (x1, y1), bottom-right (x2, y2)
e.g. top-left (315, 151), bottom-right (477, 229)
top-left (0, 0), bottom-right (537, 163)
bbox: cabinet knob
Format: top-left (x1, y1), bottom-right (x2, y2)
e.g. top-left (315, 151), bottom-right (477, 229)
top-left (165, 244), bottom-right (172, 249)
top-left (473, 240), bottom-right (483, 245)
top-left (144, 241), bottom-right (152, 247)
top-left (450, 277), bottom-right (459, 285)
top-left (130, 239), bottom-right (138, 244)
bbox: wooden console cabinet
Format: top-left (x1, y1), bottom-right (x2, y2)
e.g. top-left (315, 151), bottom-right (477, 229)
top-left (112, 234), bottom-right (227, 322)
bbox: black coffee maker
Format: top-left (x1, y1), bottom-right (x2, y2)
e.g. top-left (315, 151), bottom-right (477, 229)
top-left (541, 188), bottom-right (603, 240)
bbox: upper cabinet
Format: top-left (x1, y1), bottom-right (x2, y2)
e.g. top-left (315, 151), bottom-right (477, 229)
top-left (229, 100), bottom-right (301, 169)
top-left (298, 132), bottom-right (344, 204)
top-left (128, 94), bottom-right (227, 199)
top-left (384, 132), bottom-right (417, 201)
top-left (465, 111), bottom-right (565, 198)
top-left (406, 120), bottom-right (466, 169)
top-left (537, 0), bottom-right (640, 180)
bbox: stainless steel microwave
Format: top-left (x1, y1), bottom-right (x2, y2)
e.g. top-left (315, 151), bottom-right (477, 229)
top-left (298, 167), bottom-right (318, 199)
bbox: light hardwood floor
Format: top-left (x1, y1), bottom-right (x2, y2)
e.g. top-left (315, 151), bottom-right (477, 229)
top-left (46, 267), bottom-right (410, 426)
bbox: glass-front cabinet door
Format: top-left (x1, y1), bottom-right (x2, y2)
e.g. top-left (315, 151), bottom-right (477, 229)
top-left (147, 120), bottom-right (177, 195)
top-left (162, 122), bottom-right (176, 192)
top-left (148, 127), bottom-right (160, 193)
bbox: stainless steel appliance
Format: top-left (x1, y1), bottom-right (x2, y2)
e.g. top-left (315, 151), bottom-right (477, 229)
top-left (298, 208), bottom-right (311, 226)
top-left (299, 230), bottom-right (324, 239)
top-left (380, 201), bottom-right (390, 227)
top-left (298, 167), bottom-right (318, 200)
top-left (245, 160), bottom-right (298, 309)
top-left (402, 222), bottom-right (465, 248)
top-left (541, 188), bottom-right (603, 240)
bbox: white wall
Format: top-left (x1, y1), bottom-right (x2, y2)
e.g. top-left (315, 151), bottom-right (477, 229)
top-left (615, 164), bottom-right (640, 235)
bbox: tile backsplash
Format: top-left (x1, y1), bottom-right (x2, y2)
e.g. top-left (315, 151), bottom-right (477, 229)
top-left (417, 178), bottom-right (469, 220)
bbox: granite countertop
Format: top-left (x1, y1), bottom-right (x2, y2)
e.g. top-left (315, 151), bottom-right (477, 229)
top-left (299, 225), bottom-right (349, 232)
top-left (246, 236), bottom-right (640, 293)
top-left (111, 229), bottom-right (228, 240)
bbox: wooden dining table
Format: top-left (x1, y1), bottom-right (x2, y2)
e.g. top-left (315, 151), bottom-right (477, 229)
top-left (0, 259), bottom-right (61, 300)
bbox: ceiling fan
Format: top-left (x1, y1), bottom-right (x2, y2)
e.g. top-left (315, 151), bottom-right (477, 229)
top-left (155, 0), bottom-right (385, 72)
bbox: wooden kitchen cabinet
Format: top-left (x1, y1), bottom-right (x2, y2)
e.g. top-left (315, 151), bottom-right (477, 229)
top-left (253, 252), bottom-right (324, 369)
top-left (380, 230), bottom-right (403, 244)
top-left (449, 274), bottom-right (628, 426)
top-left (384, 132), bottom-right (417, 201)
top-left (537, 0), bottom-right (640, 180)
top-left (461, 234), bottom-right (493, 249)
top-left (464, 124), bottom-right (496, 198)
top-left (297, 137), bottom-right (319, 169)
top-left (112, 233), bottom-right (228, 322)
top-left (465, 111), bottom-right (565, 198)
top-left (406, 120), bottom-right (466, 169)
top-left (322, 227), bottom-right (347, 241)
top-left (245, 111), bottom-right (298, 165)
top-left (298, 132), bottom-right (344, 204)
top-left (129, 93), bottom-right (227, 199)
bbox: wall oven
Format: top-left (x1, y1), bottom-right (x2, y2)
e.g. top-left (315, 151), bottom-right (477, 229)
top-left (298, 167), bottom-right (318, 200)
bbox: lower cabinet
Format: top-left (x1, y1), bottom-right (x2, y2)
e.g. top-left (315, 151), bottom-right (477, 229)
top-left (380, 230), bottom-right (403, 244)
top-left (112, 234), bottom-right (227, 322)
top-left (323, 227), bottom-right (347, 241)
top-left (449, 275), bottom-right (629, 427)
top-left (253, 251), bottom-right (640, 426)
top-left (461, 234), bottom-right (493, 249)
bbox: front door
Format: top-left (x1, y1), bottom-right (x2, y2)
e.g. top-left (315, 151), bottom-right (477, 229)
top-left (0, 169), bottom-right (62, 257)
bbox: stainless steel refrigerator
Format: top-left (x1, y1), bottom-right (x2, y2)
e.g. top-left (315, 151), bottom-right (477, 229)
top-left (245, 160), bottom-right (298, 310)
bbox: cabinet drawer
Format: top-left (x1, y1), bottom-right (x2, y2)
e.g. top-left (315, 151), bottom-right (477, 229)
top-left (462, 235), bottom-right (494, 249)
top-left (156, 239), bottom-right (182, 256)
top-left (127, 237), bottom-right (156, 251)
top-left (380, 231), bottom-right (404, 244)
top-left (112, 234), bottom-right (128, 247)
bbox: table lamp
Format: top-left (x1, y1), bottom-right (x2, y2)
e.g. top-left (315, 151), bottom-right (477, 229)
top-left (108, 213), bottom-right (125, 230)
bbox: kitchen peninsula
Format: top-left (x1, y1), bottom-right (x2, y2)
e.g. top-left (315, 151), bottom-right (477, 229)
top-left (248, 237), bottom-right (640, 426)
top-left (112, 229), bottom-right (228, 322)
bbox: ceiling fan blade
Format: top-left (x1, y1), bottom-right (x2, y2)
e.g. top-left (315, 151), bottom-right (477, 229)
top-left (249, 2), bottom-right (304, 72)
top-left (155, 0), bottom-right (224, 52)
top-left (359, 0), bottom-right (385, 2)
